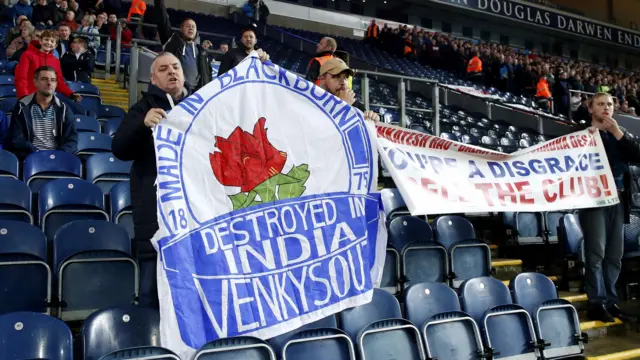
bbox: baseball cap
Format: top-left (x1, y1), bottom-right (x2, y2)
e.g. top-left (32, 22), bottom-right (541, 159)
top-left (320, 58), bottom-right (354, 77)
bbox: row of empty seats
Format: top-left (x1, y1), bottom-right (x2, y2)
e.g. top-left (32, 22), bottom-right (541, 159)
top-left (0, 273), bottom-right (584, 360)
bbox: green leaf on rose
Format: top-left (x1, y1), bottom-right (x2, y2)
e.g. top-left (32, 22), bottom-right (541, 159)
top-left (229, 191), bottom-right (258, 210)
top-left (254, 173), bottom-right (299, 203)
top-left (278, 164), bottom-right (311, 200)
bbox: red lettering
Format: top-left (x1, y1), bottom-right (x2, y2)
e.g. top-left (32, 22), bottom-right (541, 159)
top-left (542, 179), bottom-right (557, 202)
top-left (474, 183), bottom-right (495, 206)
top-left (585, 176), bottom-right (601, 198)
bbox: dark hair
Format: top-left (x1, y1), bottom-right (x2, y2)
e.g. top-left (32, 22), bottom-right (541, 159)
top-left (34, 66), bottom-right (57, 80)
top-left (181, 18), bottom-right (195, 27)
top-left (220, 41), bottom-right (228, 46)
top-left (241, 25), bottom-right (256, 36)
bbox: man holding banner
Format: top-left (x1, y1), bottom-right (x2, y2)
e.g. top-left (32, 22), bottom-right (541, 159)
top-left (581, 93), bottom-right (640, 322)
top-left (112, 52), bottom-right (192, 308)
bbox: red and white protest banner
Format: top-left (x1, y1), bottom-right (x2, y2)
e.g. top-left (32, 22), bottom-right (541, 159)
top-left (376, 123), bottom-right (620, 215)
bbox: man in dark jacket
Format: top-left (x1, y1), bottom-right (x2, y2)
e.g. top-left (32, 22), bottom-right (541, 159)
top-left (8, 65), bottom-right (77, 158)
top-left (218, 25), bottom-right (269, 76)
top-left (154, 0), bottom-right (211, 91)
top-left (61, 36), bottom-right (95, 83)
top-left (305, 36), bottom-right (336, 85)
top-left (112, 52), bottom-right (189, 308)
top-left (580, 92), bottom-right (640, 323)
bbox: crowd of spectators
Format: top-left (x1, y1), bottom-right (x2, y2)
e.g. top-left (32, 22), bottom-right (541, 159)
top-left (366, 20), bottom-right (640, 120)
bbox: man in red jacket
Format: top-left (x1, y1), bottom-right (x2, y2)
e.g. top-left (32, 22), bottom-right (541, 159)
top-left (14, 30), bottom-right (81, 101)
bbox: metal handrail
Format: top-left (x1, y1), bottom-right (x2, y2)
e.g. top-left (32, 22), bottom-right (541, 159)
top-left (359, 70), bottom-right (439, 131)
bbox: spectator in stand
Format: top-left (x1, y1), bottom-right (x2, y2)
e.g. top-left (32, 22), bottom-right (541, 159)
top-left (127, 0), bottom-right (146, 37)
top-left (5, 16), bottom-right (29, 47)
top-left (553, 70), bottom-right (571, 116)
top-left (219, 41), bottom-right (228, 54)
top-left (6, 24), bottom-right (33, 59)
top-left (69, 0), bottom-right (84, 23)
top-left (61, 36), bottom-right (94, 83)
top-left (580, 93), bottom-right (640, 322)
top-left (466, 50), bottom-right (483, 84)
top-left (96, 12), bottom-right (108, 35)
top-left (56, 24), bottom-right (71, 55)
top-left (218, 26), bottom-right (269, 76)
top-left (110, 21), bottom-right (132, 47)
top-left (242, 0), bottom-right (257, 20)
top-left (536, 75), bottom-right (552, 110)
top-left (112, 52), bottom-right (190, 309)
top-left (7, 66), bottom-right (77, 158)
top-left (60, 10), bottom-right (78, 31)
top-left (317, 58), bottom-right (379, 122)
top-left (32, 0), bottom-right (54, 27)
top-left (365, 19), bottom-right (379, 46)
top-left (306, 36), bottom-right (336, 85)
top-left (14, 30), bottom-right (80, 101)
top-left (77, 15), bottom-right (100, 50)
top-left (49, 0), bottom-right (68, 24)
top-left (12, 0), bottom-right (32, 21)
top-left (155, 0), bottom-right (211, 90)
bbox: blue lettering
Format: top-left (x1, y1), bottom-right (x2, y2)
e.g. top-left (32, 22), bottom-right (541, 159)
top-left (261, 62), bottom-right (277, 80)
top-left (177, 93), bottom-right (204, 116)
top-left (159, 180), bottom-right (183, 202)
top-left (245, 57), bottom-right (261, 80)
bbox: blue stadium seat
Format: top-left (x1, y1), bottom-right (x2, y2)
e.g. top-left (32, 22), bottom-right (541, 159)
top-left (98, 104), bottom-right (126, 120)
top-left (460, 277), bottom-right (540, 359)
top-left (0, 75), bottom-right (14, 86)
top-left (388, 216), bottom-right (433, 249)
top-left (0, 178), bottom-right (33, 223)
top-left (74, 115), bottom-right (101, 133)
top-left (0, 312), bottom-right (73, 360)
top-left (404, 282), bottom-right (461, 328)
top-left (82, 306), bottom-right (161, 360)
top-left (103, 117), bottom-right (122, 137)
top-left (193, 336), bottom-right (276, 360)
top-left (86, 153), bottom-right (132, 194)
top-left (281, 327), bottom-right (355, 360)
top-left (0, 149), bottom-right (18, 179)
top-left (0, 221), bottom-right (51, 314)
top-left (0, 86), bottom-right (16, 98)
top-left (515, 212), bottom-right (545, 244)
top-left (339, 289), bottom-right (424, 360)
top-left (268, 315), bottom-right (338, 355)
top-left (423, 310), bottom-right (485, 360)
top-left (80, 96), bottom-right (102, 114)
top-left (402, 240), bottom-right (448, 287)
top-left (623, 214), bottom-right (640, 258)
top-left (434, 216), bottom-right (491, 287)
top-left (38, 178), bottom-right (108, 241)
top-left (545, 211), bottom-right (565, 243)
top-left (53, 220), bottom-right (137, 321)
top-left (380, 188), bottom-right (409, 222)
top-left (110, 181), bottom-right (133, 238)
top-left (23, 150), bottom-right (82, 193)
top-left (510, 273), bottom-right (585, 359)
top-left (98, 346), bottom-right (180, 360)
top-left (0, 98), bottom-right (16, 114)
top-left (381, 246), bottom-right (400, 294)
top-left (67, 81), bottom-right (100, 95)
top-left (76, 132), bottom-right (113, 160)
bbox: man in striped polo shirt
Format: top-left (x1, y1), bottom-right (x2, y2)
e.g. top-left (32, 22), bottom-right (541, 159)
top-left (7, 65), bottom-right (77, 158)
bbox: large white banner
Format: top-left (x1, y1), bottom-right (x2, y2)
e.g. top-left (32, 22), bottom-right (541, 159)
top-left (152, 53), bottom-right (387, 358)
top-left (376, 123), bottom-right (619, 215)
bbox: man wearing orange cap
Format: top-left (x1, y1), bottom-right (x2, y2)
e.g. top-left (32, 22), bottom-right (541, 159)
top-left (318, 58), bottom-right (379, 122)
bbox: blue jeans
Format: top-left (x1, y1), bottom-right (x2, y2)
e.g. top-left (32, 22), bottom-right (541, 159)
top-left (579, 202), bottom-right (624, 306)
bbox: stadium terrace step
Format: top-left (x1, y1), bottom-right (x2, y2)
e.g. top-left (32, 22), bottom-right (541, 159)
top-left (585, 333), bottom-right (640, 359)
top-left (92, 77), bottom-right (130, 111)
top-left (492, 258), bottom-right (523, 281)
top-left (580, 316), bottom-right (625, 340)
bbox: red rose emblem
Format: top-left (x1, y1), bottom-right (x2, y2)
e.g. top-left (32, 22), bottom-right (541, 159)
top-left (210, 117), bottom-right (287, 193)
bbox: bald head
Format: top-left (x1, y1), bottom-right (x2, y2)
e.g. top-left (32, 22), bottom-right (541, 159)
top-left (151, 52), bottom-right (185, 98)
top-left (317, 37), bottom-right (337, 53)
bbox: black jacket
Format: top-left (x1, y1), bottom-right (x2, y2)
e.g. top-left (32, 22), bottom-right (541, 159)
top-left (61, 50), bottom-right (95, 83)
top-left (8, 93), bottom-right (77, 157)
top-left (218, 46), bottom-right (258, 76)
top-left (32, 4), bottom-right (53, 26)
top-left (155, 0), bottom-right (211, 91)
top-left (305, 50), bottom-right (334, 84)
top-left (112, 84), bottom-right (189, 242)
top-left (48, 3), bottom-right (66, 24)
top-left (609, 129), bottom-right (640, 223)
